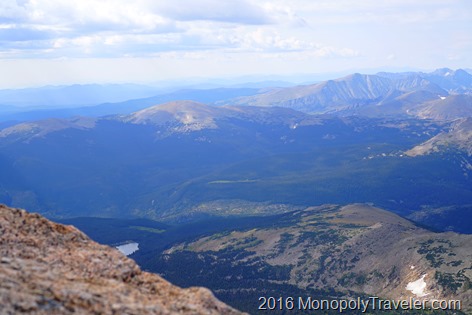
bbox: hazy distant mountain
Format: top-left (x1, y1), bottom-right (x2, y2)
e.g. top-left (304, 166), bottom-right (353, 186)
top-left (106, 87), bottom-right (262, 114)
top-left (410, 95), bottom-right (472, 120)
top-left (0, 101), bottom-right (321, 142)
top-left (376, 68), bottom-right (472, 93)
top-left (122, 100), bottom-right (322, 134)
top-left (0, 104), bottom-right (18, 114)
top-left (349, 90), bottom-right (440, 117)
top-left (3, 71), bottom-right (472, 315)
top-left (4, 68), bottom-right (470, 123)
top-left (0, 101), bottom-right (471, 229)
top-left (0, 84), bottom-right (160, 108)
top-left (0, 116), bottom-right (97, 141)
top-left (227, 68), bottom-right (472, 120)
top-left (350, 93), bottom-right (472, 120)
top-left (425, 68), bottom-right (472, 93)
top-left (0, 87), bottom-right (263, 122)
top-left (226, 73), bottom-right (395, 112)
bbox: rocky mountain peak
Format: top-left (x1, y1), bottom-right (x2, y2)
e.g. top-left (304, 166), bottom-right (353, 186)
top-left (123, 100), bottom-right (226, 131)
top-left (0, 204), bottom-right (243, 314)
top-left (0, 117), bottom-right (96, 141)
top-left (431, 68), bottom-right (455, 76)
top-left (452, 69), bottom-right (472, 84)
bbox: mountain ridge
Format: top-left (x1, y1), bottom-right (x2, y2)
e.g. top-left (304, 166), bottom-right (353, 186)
top-left (0, 101), bottom-right (327, 141)
top-left (407, 118), bottom-right (472, 156)
top-left (0, 100), bottom-right (471, 225)
top-left (158, 203), bottom-right (472, 313)
top-left (226, 68), bottom-right (472, 120)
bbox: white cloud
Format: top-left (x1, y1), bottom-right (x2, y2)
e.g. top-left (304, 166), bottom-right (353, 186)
top-left (0, 0), bottom-right (182, 57)
top-left (149, 0), bottom-right (273, 24)
top-left (0, 0), bottom-right (470, 87)
top-left (0, 0), bottom-right (359, 59)
top-left (163, 24), bottom-right (360, 62)
top-left (0, 0), bottom-right (284, 58)
top-left (290, 0), bottom-right (470, 25)
top-left (0, 0), bottom-right (29, 22)
top-left (222, 29), bottom-right (358, 56)
top-left (2, 0), bottom-right (178, 37)
top-left (9, 0), bottom-right (461, 59)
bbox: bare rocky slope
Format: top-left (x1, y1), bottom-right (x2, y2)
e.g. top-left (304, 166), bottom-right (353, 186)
top-left (407, 118), bottom-right (472, 156)
top-left (226, 68), bottom-right (472, 120)
top-left (162, 204), bottom-right (472, 313)
top-left (0, 204), bottom-right (243, 315)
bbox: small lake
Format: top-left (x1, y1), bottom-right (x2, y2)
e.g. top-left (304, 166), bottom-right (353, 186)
top-left (116, 242), bottom-right (139, 256)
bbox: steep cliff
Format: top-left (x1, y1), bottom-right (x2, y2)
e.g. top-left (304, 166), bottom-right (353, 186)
top-left (0, 204), bottom-right (243, 314)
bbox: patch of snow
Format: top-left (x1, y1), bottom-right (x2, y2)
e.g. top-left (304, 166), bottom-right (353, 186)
top-left (438, 95), bottom-right (446, 100)
top-left (116, 242), bottom-right (139, 256)
top-left (410, 265), bottom-right (415, 270)
top-left (369, 222), bottom-right (383, 229)
top-left (406, 274), bottom-right (428, 297)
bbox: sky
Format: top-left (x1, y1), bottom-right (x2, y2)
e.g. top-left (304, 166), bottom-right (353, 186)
top-left (0, 0), bottom-right (471, 88)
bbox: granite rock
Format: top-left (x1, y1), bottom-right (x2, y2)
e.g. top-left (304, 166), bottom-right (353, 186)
top-left (0, 204), bottom-right (244, 314)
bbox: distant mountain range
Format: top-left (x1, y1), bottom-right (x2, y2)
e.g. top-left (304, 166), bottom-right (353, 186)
top-left (2, 70), bottom-right (472, 314)
top-left (0, 87), bottom-right (263, 122)
top-left (2, 68), bottom-right (471, 123)
top-left (0, 100), bottom-right (471, 234)
top-left (0, 101), bottom-right (322, 142)
top-left (0, 84), bottom-right (161, 108)
top-left (3, 98), bottom-right (472, 156)
top-left (225, 68), bottom-right (472, 120)
top-left (1, 68), bottom-right (471, 230)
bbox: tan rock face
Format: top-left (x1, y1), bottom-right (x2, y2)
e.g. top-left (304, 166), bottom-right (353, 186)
top-left (0, 204), bottom-right (244, 315)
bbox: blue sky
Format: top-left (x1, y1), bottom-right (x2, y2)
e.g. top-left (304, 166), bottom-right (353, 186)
top-left (0, 0), bottom-right (471, 88)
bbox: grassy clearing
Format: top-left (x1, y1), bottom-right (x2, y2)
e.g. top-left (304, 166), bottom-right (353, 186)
top-left (208, 179), bottom-right (259, 184)
top-left (130, 226), bottom-right (165, 234)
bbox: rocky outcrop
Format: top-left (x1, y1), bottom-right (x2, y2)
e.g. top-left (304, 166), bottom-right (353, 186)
top-left (0, 204), bottom-right (243, 314)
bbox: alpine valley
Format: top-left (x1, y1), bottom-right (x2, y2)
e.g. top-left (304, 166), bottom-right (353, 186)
top-left (1, 68), bottom-right (472, 314)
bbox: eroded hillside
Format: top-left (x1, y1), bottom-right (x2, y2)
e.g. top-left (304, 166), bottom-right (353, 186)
top-left (159, 204), bottom-right (472, 313)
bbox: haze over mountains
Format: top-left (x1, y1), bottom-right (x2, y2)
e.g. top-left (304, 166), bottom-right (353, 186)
top-left (2, 68), bottom-right (471, 122)
top-left (0, 108), bottom-right (470, 230)
top-left (0, 86), bottom-right (264, 122)
top-left (1, 68), bottom-right (472, 314)
top-left (227, 68), bottom-right (472, 119)
top-left (0, 84), bottom-right (161, 108)
top-left (0, 69), bottom-right (471, 227)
